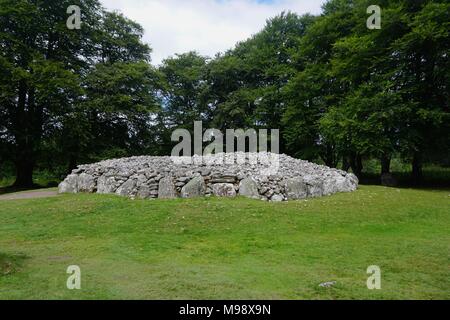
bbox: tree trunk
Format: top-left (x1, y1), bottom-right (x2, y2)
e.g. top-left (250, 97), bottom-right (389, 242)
top-left (381, 154), bottom-right (391, 175)
top-left (356, 154), bottom-right (363, 177)
top-left (321, 144), bottom-right (338, 168)
top-left (12, 83), bottom-right (39, 188)
top-left (13, 157), bottom-right (34, 188)
top-left (68, 155), bottom-right (78, 174)
top-left (342, 156), bottom-right (350, 172)
top-left (350, 153), bottom-right (363, 178)
top-left (412, 152), bottom-right (423, 185)
top-left (380, 154), bottom-right (397, 187)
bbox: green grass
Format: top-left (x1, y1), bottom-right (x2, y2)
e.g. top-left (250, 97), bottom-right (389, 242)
top-left (0, 186), bottom-right (449, 300)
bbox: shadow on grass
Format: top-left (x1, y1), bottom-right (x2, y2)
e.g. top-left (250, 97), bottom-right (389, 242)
top-left (359, 168), bottom-right (450, 190)
top-left (0, 253), bottom-right (29, 277)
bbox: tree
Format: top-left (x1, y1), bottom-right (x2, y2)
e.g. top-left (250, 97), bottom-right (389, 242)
top-left (318, 0), bottom-right (408, 175)
top-left (0, 0), bottom-right (96, 186)
top-left (282, 2), bottom-right (356, 166)
top-left (82, 61), bottom-right (161, 162)
top-left (0, 0), bottom-right (158, 186)
top-left (208, 12), bottom-right (315, 152)
top-left (159, 52), bottom-right (209, 128)
top-left (389, 1), bottom-right (449, 183)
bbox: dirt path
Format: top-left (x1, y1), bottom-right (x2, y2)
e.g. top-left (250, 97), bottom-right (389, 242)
top-left (0, 189), bottom-right (59, 201)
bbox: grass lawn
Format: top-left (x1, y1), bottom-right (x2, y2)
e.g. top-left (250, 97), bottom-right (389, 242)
top-left (0, 185), bottom-right (448, 300)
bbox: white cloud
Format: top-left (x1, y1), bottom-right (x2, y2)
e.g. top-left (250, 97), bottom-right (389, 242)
top-left (100, 0), bottom-right (327, 65)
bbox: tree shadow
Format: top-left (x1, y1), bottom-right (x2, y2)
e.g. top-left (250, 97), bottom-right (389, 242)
top-left (359, 171), bottom-right (450, 190)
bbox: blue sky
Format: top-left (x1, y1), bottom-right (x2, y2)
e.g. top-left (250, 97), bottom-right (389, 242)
top-left (100, 0), bottom-right (327, 65)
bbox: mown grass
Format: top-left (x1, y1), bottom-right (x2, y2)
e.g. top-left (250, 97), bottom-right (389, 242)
top-left (0, 186), bottom-right (448, 300)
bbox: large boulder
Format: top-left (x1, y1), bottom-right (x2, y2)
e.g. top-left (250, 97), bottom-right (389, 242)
top-left (239, 178), bottom-right (260, 199)
top-left (339, 174), bottom-right (359, 192)
top-left (303, 175), bottom-right (324, 198)
top-left (323, 175), bottom-right (342, 195)
top-left (158, 177), bottom-right (177, 199)
top-left (181, 176), bottom-right (206, 198)
top-left (137, 187), bottom-right (158, 199)
top-left (284, 178), bottom-right (308, 200)
top-left (271, 194), bottom-right (284, 202)
top-left (58, 174), bottom-right (79, 193)
top-left (212, 183), bottom-right (236, 197)
top-left (116, 179), bottom-right (136, 197)
top-left (78, 173), bottom-right (95, 193)
top-left (97, 176), bottom-right (117, 194)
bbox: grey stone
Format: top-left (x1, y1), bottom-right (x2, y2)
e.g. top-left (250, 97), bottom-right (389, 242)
top-left (145, 171), bottom-right (157, 179)
top-left (319, 281), bottom-right (337, 288)
top-left (72, 168), bottom-right (83, 174)
top-left (284, 178), bottom-right (308, 200)
top-left (200, 168), bottom-right (211, 176)
top-left (210, 175), bottom-right (237, 184)
top-left (271, 194), bottom-right (284, 202)
top-left (181, 176), bottom-right (206, 198)
top-left (137, 174), bottom-right (147, 184)
top-left (347, 173), bottom-right (359, 186)
top-left (59, 152), bottom-right (359, 201)
top-left (259, 187), bottom-right (269, 195)
top-left (326, 174), bottom-right (358, 194)
top-left (177, 177), bottom-right (191, 183)
top-left (137, 186), bottom-right (153, 199)
top-left (116, 179), bottom-right (136, 196)
top-left (212, 183), bottom-right (237, 197)
top-left (97, 176), bottom-right (117, 194)
top-left (265, 189), bottom-right (274, 198)
top-left (158, 177), bottom-right (177, 199)
top-left (58, 174), bottom-right (79, 193)
top-left (78, 174), bottom-right (95, 192)
top-left (304, 175), bottom-right (324, 198)
top-left (323, 177), bottom-right (340, 195)
top-left (239, 178), bottom-right (260, 199)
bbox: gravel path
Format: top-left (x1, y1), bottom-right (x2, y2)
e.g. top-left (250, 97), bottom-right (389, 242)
top-left (0, 189), bottom-right (58, 201)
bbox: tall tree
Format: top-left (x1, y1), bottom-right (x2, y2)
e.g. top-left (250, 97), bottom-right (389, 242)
top-left (159, 52), bottom-right (209, 128)
top-left (0, 0), bottom-right (99, 186)
top-left (282, 2), bottom-right (355, 166)
top-left (0, 0), bottom-right (158, 186)
top-left (390, 1), bottom-right (449, 182)
top-left (208, 12), bottom-right (315, 151)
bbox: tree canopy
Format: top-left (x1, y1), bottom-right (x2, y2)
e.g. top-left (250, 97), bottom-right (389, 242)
top-left (0, 0), bottom-right (448, 187)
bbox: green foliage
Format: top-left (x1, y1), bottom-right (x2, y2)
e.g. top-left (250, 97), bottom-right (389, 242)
top-left (206, 12), bottom-right (315, 134)
top-left (0, 0), bottom-right (160, 186)
top-left (1, 0), bottom-right (448, 186)
top-left (159, 52), bottom-right (209, 128)
top-left (282, 0), bottom-right (449, 175)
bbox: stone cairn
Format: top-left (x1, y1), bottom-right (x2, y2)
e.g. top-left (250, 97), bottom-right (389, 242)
top-left (58, 152), bottom-right (358, 201)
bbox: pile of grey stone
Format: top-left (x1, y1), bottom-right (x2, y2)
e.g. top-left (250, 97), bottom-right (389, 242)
top-left (58, 152), bottom-right (358, 201)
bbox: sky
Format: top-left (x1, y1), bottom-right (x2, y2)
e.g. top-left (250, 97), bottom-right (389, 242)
top-left (100, 0), bottom-right (327, 65)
